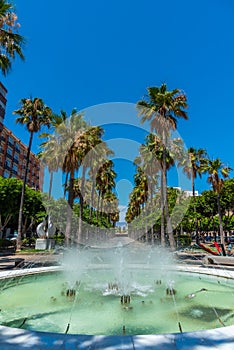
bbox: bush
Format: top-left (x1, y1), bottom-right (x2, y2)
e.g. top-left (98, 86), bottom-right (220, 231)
top-left (54, 232), bottom-right (65, 245)
top-left (22, 237), bottom-right (36, 247)
top-left (175, 234), bottom-right (192, 248)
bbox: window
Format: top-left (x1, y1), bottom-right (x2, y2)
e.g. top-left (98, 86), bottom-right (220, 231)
top-left (12, 164), bottom-right (18, 172)
top-left (15, 143), bottom-right (20, 153)
top-left (13, 153), bottom-right (19, 163)
top-left (6, 147), bottom-right (13, 157)
top-left (5, 159), bottom-right (11, 168)
top-left (3, 170), bottom-right (10, 178)
top-left (8, 136), bottom-right (14, 146)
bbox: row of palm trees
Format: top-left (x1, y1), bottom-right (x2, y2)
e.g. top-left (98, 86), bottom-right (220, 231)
top-left (126, 84), bottom-right (232, 252)
top-left (13, 98), bottom-right (119, 250)
top-left (1, 3), bottom-right (231, 251)
top-left (12, 86), bottom-right (232, 252)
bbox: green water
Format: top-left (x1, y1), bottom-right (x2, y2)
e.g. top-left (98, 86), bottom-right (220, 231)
top-left (0, 270), bottom-right (233, 335)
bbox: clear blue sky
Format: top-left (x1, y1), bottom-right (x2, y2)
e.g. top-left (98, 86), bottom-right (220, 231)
top-left (1, 0), bottom-right (234, 211)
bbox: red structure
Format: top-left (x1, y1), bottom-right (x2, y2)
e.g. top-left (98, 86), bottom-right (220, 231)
top-left (0, 83), bottom-right (43, 190)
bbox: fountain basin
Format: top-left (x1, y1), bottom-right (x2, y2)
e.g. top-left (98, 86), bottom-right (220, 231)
top-left (0, 242), bottom-right (234, 349)
top-left (0, 265), bottom-right (233, 337)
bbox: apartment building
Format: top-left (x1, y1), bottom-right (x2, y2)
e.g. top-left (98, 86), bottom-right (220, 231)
top-left (0, 83), bottom-right (43, 190)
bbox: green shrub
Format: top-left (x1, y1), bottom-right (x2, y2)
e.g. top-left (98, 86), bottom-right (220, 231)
top-left (175, 234), bottom-right (192, 248)
top-left (22, 237), bottom-right (36, 246)
top-left (54, 232), bottom-right (65, 245)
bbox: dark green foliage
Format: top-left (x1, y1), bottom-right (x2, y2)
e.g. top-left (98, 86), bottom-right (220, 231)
top-left (0, 177), bottom-right (46, 234)
top-left (175, 234), bottom-right (192, 247)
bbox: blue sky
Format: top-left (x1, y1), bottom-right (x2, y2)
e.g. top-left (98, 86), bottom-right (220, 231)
top-left (1, 0), bottom-right (234, 214)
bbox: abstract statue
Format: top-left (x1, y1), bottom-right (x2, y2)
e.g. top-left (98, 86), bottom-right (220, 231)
top-left (36, 215), bottom-right (56, 238)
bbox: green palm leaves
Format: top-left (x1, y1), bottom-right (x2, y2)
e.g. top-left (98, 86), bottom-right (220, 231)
top-left (39, 110), bottom-right (118, 244)
top-left (136, 84), bottom-right (189, 250)
top-left (0, 0), bottom-right (25, 75)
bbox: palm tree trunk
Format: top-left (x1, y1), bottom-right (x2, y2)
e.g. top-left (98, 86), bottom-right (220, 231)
top-left (89, 181), bottom-right (95, 219)
top-left (96, 191), bottom-right (101, 220)
top-left (192, 174), bottom-right (199, 244)
top-left (160, 170), bottom-right (165, 247)
top-left (65, 169), bottom-right (74, 246)
top-left (63, 172), bottom-right (69, 199)
top-left (48, 171), bottom-right (53, 199)
top-left (17, 131), bottom-right (33, 251)
top-left (163, 167), bottom-right (176, 250)
top-left (78, 166), bottom-right (86, 243)
top-left (100, 196), bottom-right (104, 217)
top-left (162, 131), bottom-right (176, 251)
top-left (217, 193), bottom-right (226, 255)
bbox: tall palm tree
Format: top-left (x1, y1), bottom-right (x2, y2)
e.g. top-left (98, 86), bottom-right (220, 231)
top-left (39, 110), bottom-right (68, 199)
top-left (58, 111), bottom-right (88, 245)
top-left (13, 97), bottom-right (52, 250)
top-left (182, 147), bottom-right (207, 243)
top-left (206, 158), bottom-right (232, 253)
top-left (183, 147), bottom-right (207, 196)
top-left (135, 143), bottom-right (160, 242)
top-left (0, 0), bottom-right (25, 75)
top-left (77, 126), bottom-right (104, 242)
top-left (135, 145), bottom-right (159, 204)
top-left (96, 160), bottom-right (116, 221)
top-left (126, 165), bottom-right (150, 240)
top-left (87, 143), bottom-right (114, 219)
top-left (145, 133), bottom-right (175, 248)
top-left (137, 84), bottom-right (188, 250)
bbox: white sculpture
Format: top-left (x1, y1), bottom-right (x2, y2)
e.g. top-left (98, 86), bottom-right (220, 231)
top-left (36, 215), bottom-right (55, 238)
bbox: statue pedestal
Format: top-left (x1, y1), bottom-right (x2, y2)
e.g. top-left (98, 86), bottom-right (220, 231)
top-left (47, 239), bottom-right (55, 250)
top-left (35, 239), bottom-right (55, 250)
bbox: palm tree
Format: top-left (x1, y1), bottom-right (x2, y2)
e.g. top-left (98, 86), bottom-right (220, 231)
top-left (13, 97), bottom-right (52, 250)
top-left (77, 126), bottom-right (104, 242)
top-left (58, 111), bottom-right (88, 245)
top-left (184, 148), bottom-right (207, 196)
top-left (145, 133), bottom-right (175, 248)
top-left (87, 144), bottom-right (113, 220)
top-left (135, 142), bottom-right (160, 243)
top-left (125, 164), bottom-right (151, 240)
top-left (137, 84), bottom-right (188, 250)
top-left (182, 147), bottom-right (207, 243)
top-left (39, 110), bottom-right (68, 199)
top-left (206, 158), bottom-right (232, 253)
top-left (96, 160), bottom-right (116, 221)
top-left (0, 0), bottom-right (25, 75)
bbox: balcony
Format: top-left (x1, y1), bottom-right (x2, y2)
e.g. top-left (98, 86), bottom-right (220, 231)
top-left (7, 141), bottom-right (14, 148)
top-left (4, 164), bottom-right (11, 171)
top-left (6, 153), bottom-right (13, 160)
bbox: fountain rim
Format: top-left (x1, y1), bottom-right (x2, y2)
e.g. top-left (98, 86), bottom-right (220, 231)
top-left (0, 264), bottom-right (234, 280)
top-left (0, 265), bottom-right (234, 350)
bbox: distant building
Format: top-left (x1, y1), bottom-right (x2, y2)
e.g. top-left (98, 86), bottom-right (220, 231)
top-left (173, 187), bottom-right (199, 197)
top-left (183, 190), bottom-right (199, 198)
top-left (0, 83), bottom-right (43, 190)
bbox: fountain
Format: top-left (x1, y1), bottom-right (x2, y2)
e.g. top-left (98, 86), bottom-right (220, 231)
top-left (0, 243), bottom-right (233, 342)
